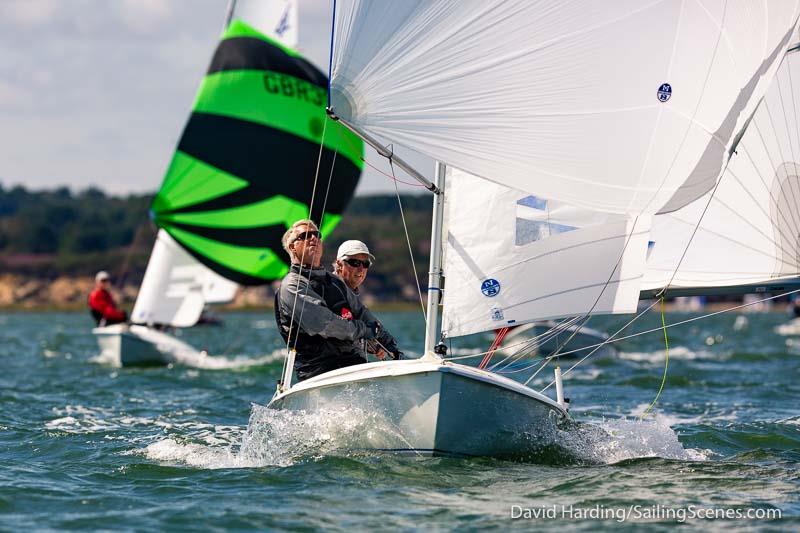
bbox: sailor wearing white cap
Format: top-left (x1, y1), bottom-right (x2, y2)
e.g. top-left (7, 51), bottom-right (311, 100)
top-left (333, 240), bottom-right (403, 361)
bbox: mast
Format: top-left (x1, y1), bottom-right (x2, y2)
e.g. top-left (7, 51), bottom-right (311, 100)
top-left (424, 162), bottom-right (447, 358)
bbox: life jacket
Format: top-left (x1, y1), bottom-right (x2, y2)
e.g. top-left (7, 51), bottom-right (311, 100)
top-left (274, 266), bottom-right (365, 380)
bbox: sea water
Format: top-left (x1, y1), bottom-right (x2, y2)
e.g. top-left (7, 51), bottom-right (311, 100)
top-left (0, 310), bottom-right (798, 530)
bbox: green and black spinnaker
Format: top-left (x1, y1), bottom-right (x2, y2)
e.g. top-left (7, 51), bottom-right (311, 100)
top-left (151, 20), bottom-right (363, 285)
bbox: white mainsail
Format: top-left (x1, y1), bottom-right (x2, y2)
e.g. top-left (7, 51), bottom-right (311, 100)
top-left (442, 168), bottom-right (651, 337)
top-left (643, 47), bottom-right (800, 294)
top-left (131, 229), bottom-right (239, 327)
top-left (330, 0), bottom-right (800, 216)
top-left (200, 269), bottom-right (239, 305)
top-left (131, 229), bottom-right (209, 327)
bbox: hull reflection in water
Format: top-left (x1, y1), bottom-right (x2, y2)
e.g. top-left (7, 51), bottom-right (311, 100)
top-left (268, 359), bottom-right (568, 458)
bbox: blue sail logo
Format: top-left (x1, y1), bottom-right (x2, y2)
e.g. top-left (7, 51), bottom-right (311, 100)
top-left (657, 83), bottom-right (672, 102)
top-left (481, 279), bottom-right (501, 297)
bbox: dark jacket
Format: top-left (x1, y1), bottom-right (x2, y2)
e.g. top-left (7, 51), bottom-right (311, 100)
top-left (276, 264), bottom-right (378, 381)
top-left (334, 273), bottom-right (401, 358)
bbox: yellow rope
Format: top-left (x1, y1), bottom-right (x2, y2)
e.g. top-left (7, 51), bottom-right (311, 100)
top-left (641, 296), bottom-right (669, 420)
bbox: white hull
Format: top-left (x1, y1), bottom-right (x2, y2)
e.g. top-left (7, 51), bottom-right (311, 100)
top-left (92, 324), bottom-right (201, 367)
top-left (501, 321), bottom-right (614, 359)
top-left (268, 359), bottom-right (568, 458)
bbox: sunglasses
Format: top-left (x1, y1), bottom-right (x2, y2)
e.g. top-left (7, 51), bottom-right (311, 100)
top-left (292, 230), bottom-right (321, 243)
top-left (343, 258), bottom-right (371, 269)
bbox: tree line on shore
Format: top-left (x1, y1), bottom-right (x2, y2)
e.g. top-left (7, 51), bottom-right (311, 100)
top-left (0, 184), bottom-right (432, 301)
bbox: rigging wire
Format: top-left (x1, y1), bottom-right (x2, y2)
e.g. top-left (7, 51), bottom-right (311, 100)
top-left (488, 316), bottom-right (585, 373)
top-left (479, 327), bottom-right (510, 369)
top-left (338, 129), bottom-right (426, 188)
top-left (655, 170), bottom-right (728, 298)
top-left (522, 216), bottom-right (643, 384)
top-left (640, 296), bottom-right (670, 419)
top-left (535, 286), bottom-right (800, 392)
top-left (390, 158), bottom-right (428, 322)
top-left (281, 117), bottom-right (330, 387)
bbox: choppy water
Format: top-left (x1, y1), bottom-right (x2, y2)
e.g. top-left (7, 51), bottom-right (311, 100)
top-left (1, 310), bottom-right (798, 530)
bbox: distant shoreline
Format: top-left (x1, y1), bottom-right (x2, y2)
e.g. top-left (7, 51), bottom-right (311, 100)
top-left (0, 301), bottom-right (786, 314)
top-left (0, 301), bottom-right (424, 313)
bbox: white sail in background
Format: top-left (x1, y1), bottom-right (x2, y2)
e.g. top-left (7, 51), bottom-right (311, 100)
top-left (132, 230), bottom-right (208, 327)
top-left (442, 169), bottom-right (651, 337)
top-left (644, 48), bottom-right (800, 293)
top-left (330, 0), bottom-right (800, 216)
top-left (200, 270), bottom-right (239, 304)
top-left (232, 0), bottom-right (298, 47)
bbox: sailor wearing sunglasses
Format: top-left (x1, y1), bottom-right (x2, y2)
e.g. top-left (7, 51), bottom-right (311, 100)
top-left (333, 240), bottom-right (403, 361)
top-left (275, 219), bottom-right (385, 381)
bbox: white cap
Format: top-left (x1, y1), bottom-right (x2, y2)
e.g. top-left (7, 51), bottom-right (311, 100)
top-left (337, 240), bottom-right (375, 262)
top-left (95, 270), bottom-right (110, 282)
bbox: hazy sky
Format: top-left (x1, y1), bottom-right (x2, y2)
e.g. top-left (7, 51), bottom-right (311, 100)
top-left (0, 0), bottom-right (431, 196)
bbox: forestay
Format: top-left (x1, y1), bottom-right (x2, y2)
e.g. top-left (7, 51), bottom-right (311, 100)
top-left (643, 48), bottom-right (800, 293)
top-left (442, 169), bottom-right (651, 337)
top-left (330, 0), bottom-right (800, 216)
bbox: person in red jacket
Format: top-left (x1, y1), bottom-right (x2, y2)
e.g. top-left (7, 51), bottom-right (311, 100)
top-left (88, 271), bottom-right (127, 326)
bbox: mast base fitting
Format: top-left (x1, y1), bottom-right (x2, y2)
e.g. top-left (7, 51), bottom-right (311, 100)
top-left (434, 342), bottom-right (448, 356)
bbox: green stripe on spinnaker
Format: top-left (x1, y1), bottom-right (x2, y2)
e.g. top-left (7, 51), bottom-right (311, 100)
top-left (223, 19), bottom-right (300, 57)
top-left (158, 195), bottom-right (328, 229)
top-left (192, 71), bottom-right (363, 169)
top-left (167, 226), bottom-right (289, 280)
top-left (317, 216), bottom-right (342, 242)
top-left (153, 151), bottom-right (249, 213)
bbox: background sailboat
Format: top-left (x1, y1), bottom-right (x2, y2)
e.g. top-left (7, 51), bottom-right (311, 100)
top-left (268, 0), bottom-right (800, 457)
top-left (642, 44), bottom-right (800, 298)
top-left (94, 0), bottom-right (364, 366)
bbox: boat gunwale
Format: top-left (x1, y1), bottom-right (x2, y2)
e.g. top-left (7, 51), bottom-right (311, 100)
top-left (269, 359), bottom-right (568, 417)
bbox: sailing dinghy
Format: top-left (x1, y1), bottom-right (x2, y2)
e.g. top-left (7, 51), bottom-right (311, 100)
top-left (93, 0), bottom-right (364, 366)
top-left (267, 0), bottom-right (800, 458)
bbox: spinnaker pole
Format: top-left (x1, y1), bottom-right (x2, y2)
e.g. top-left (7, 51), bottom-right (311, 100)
top-left (326, 112), bottom-right (438, 193)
